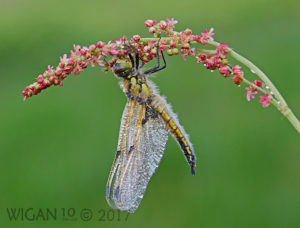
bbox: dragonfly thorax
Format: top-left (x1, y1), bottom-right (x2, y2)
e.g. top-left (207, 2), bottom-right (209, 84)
top-left (122, 75), bottom-right (151, 103)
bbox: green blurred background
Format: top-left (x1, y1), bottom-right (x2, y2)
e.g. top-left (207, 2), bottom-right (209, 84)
top-left (1, 0), bottom-right (300, 227)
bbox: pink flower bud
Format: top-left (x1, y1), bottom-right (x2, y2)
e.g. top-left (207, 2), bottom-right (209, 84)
top-left (159, 21), bottom-right (167, 30)
top-left (149, 27), bottom-right (156, 34)
top-left (184, 28), bottom-right (192, 35)
top-left (194, 35), bottom-right (201, 42)
top-left (143, 46), bottom-right (150, 52)
top-left (259, 93), bottom-right (272, 107)
top-left (254, 80), bottom-right (262, 87)
top-left (216, 42), bottom-right (229, 56)
top-left (42, 80), bottom-right (49, 87)
top-left (68, 59), bottom-right (74, 65)
top-left (245, 87), bottom-right (258, 101)
top-left (159, 44), bottom-right (166, 51)
top-left (37, 75), bottom-right (44, 84)
top-left (89, 44), bottom-right (96, 51)
top-left (59, 62), bottom-right (65, 68)
top-left (55, 69), bottom-right (62, 76)
top-left (96, 41), bottom-right (104, 48)
top-left (169, 39), bottom-right (176, 48)
top-left (80, 49), bottom-right (87, 56)
top-left (161, 38), bottom-right (168, 45)
top-left (232, 75), bottom-right (243, 85)
top-left (63, 66), bottom-right (73, 73)
top-left (37, 83), bottom-right (43, 89)
top-left (54, 79), bottom-right (60, 85)
top-left (144, 19), bottom-right (156, 27)
top-left (219, 67), bottom-right (228, 74)
top-left (132, 35), bottom-right (141, 42)
top-left (49, 76), bottom-right (55, 83)
top-left (200, 54), bottom-right (206, 60)
top-left (232, 65), bottom-right (242, 73)
top-left (82, 62), bottom-right (88, 68)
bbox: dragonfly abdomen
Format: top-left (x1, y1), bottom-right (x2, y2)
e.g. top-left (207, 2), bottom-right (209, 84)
top-left (149, 94), bottom-right (196, 174)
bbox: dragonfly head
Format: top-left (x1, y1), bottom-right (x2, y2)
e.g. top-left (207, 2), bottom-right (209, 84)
top-left (112, 59), bottom-right (132, 78)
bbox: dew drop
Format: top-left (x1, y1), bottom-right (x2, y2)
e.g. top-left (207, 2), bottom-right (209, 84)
top-left (270, 91), bottom-right (274, 95)
top-left (265, 86), bottom-right (270, 90)
top-left (210, 70), bottom-right (214, 72)
top-left (238, 85), bottom-right (241, 87)
top-left (251, 69), bottom-right (256, 74)
top-left (277, 101), bottom-right (281, 104)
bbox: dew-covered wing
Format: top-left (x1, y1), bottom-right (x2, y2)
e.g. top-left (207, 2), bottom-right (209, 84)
top-left (106, 100), bottom-right (169, 213)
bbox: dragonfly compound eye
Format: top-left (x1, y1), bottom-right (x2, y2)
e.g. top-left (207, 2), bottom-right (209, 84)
top-left (112, 59), bottom-right (132, 77)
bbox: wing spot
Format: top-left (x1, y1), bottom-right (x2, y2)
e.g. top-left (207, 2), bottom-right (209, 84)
top-left (128, 145), bottom-right (134, 154)
top-left (116, 150), bottom-right (121, 158)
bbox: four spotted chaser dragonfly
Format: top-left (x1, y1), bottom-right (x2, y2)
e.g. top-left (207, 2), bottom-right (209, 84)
top-left (106, 41), bottom-right (196, 213)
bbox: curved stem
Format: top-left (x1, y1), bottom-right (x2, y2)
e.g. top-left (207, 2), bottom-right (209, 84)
top-left (137, 38), bottom-right (300, 134)
top-left (209, 41), bottom-right (300, 134)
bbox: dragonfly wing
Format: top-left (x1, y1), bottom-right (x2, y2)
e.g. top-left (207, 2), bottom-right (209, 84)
top-left (106, 99), bottom-right (136, 209)
top-left (106, 100), bottom-right (169, 213)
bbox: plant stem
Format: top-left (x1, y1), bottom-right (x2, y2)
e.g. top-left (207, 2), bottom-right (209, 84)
top-left (137, 38), bottom-right (300, 134)
top-left (209, 41), bottom-right (300, 134)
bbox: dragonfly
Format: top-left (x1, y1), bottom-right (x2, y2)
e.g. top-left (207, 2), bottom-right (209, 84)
top-left (106, 41), bottom-right (196, 213)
